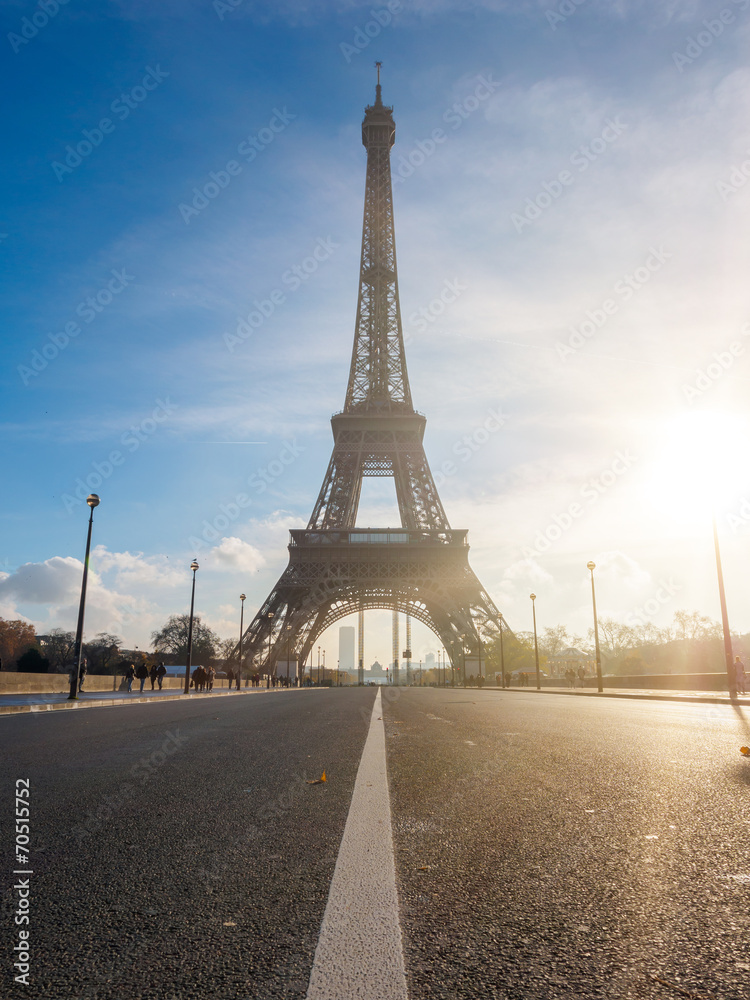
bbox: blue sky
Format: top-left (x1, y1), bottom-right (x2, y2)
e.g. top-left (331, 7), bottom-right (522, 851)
top-left (1, 0), bottom-right (749, 666)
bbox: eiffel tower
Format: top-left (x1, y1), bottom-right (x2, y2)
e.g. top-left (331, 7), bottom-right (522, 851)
top-left (240, 70), bottom-right (507, 682)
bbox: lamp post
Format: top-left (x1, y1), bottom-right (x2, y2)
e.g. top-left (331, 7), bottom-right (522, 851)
top-left (266, 612), bottom-right (274, 688)
top-left (499, 616), bottom-right (506, 689)
top-left (285, 624), bottom-right (293, 684)
top-left (587, 562), bottom-right (604, 693)
top-left (322, 649), bottom-right (326, 684)
top-left (712, 515), bottom-right (737, 699)
top-left (69, 493), bottom-right (100, 700)
top-left (317, 645), bottom-right (321, 685)
top-left (530, 593), bottom-right (541, 691)
top-left (183, 560), bottom-right (199, 694)
top-left (237, 593), bottom-right (246, 691)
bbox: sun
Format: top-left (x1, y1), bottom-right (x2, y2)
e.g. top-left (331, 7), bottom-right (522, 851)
top-left (643, 410), bottom-right (750, 527)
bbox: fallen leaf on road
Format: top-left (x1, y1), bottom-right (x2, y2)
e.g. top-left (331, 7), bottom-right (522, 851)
top-left (647, 973), bottom-right (707, 998)
top-left (307, 771), bottom-right (327, 784)
top-left (740, 746), bottom-right (750, 756)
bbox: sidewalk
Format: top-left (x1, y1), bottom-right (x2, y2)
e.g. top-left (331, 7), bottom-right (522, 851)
top-left (497, 684), bottom-right (750, 707)
top-left (0, 685), bottom-right (303, 716)
top-left (2, 683), bottom-right (748, 716)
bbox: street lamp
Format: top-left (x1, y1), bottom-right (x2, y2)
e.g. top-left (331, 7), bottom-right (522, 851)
top-left (183, 560), bottom-right (199, 694)
top-left (285, 624), bottom-right (293, 685)
top-left (69, 493), bottom-right (100, 700)
top-left (712, 516), bottom-right (737, 699)
top-left (237, 593), bottom-right (246, 691)
top-left (587, 562), bottom-right (604, 693)
top-left (266, 611), bottom-right (274, 688)
top-left (530, 593), bottom-right (541, 691)
top-left (498, 616), bottom-right (506, 689)
top-left (317, 645), bottom-right (321, 685)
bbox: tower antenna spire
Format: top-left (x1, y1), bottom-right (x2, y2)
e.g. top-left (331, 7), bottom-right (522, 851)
top-left (375, 60), bottom-right (382, 104)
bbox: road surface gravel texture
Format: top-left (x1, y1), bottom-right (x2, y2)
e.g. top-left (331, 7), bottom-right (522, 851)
top-left (1, 689), bottom-right (375, 1000)
top-left (385, 688), bottom-right (750, 999)
top-left (1, 686), bottom-right (749, 999)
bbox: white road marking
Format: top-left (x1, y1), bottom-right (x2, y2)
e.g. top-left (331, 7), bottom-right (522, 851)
top-left (306, 689), bottom-right (408, 1000)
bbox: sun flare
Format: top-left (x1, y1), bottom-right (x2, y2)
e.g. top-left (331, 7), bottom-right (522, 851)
top-left (644, 410), bottom-right (750, 527)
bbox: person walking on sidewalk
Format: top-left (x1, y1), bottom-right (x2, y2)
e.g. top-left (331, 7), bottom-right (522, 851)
top-left (735, 655), bottom-right (747, 696)
top-left (135, 661), bottom-right (148, 693)
top-left (78, 656), bottom-right (88, 693)
top-left (149, 663), bottom-right (158, 690)
top-left (156, 662), bottom-right (166, 690)
top-left (124, 663), bottom-right (135, 693)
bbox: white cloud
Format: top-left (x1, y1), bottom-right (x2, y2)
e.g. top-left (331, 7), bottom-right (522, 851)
top-left (207, 536), bottom-right (265, 571)
top-left (591, 550), bottom-right (652, 592)
top-left (0, 557), bottom-right (82, 605)
top-left (91, 546), bottom-right (186, 589)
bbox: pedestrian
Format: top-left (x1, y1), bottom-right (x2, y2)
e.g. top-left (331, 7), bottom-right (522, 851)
top-left (149, 663), bottom-right (158, 690)
top-left (78, 656), bottom-right (88, 693)
top-left (578, 665), bottom-right (585, 688)
top-left (124, 663), bottom-right (135, 693)
top-left (735, 655), bottom-right (747, 696)
top-left (156, 662), bottom-right (166, 690)
top-left (135, 661), bottom-right (148, 693)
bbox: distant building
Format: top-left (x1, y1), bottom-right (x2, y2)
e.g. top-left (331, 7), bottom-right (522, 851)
top-left (339, 626), bottom-right (355, 672)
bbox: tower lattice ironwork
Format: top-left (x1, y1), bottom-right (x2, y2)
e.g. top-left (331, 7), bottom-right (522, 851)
top-left (239, 74), bottom-right (508, 681)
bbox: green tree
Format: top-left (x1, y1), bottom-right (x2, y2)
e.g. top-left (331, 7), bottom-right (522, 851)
top-left (17, 648), bottom-right (50, 673)
top-left (484, 630), bottom-right (536, 677)
top-left (151, 614), bottom-right (218, 664)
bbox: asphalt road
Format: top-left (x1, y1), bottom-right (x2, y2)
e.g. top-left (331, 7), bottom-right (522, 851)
top-left (2, 687), bottom-right (749, 999)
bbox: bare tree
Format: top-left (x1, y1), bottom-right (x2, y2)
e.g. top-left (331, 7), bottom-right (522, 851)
top-left (672, 610), bottom-right (722, 641)
top-left (539, 624), bottom-right (571, 658)
top-left (151, 614), bottom-right (218, 664)
top-left (39, 629), bottom-right (76, 673)
top-left (84, 633), bottom-right (122, 674)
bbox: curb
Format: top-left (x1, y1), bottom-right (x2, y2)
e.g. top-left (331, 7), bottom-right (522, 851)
top-left (477, 687), bottom-right (746, 707)
top-left (0, 686), bottom-right (307, 717)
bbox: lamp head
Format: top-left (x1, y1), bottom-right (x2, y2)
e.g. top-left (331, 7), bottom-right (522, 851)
top-left (530, 593), bottom-right (536, 601)
top-left (190, 560), bottom-right (199, 572)
top-left (587, 561), bottom-right (596, 572)
top-left (240, 593), bottom-right (246, 601)
top-left (87, 493), bottom-right (100, 509)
